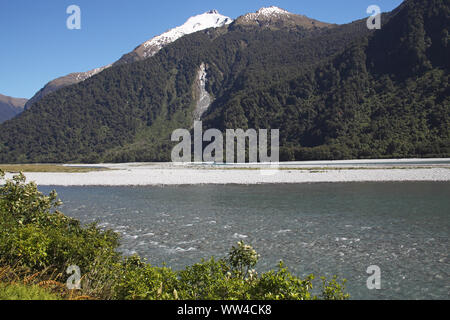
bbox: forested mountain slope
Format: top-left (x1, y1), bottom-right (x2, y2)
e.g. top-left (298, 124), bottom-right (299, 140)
top-left (0, 0), bottom-right (448, 163)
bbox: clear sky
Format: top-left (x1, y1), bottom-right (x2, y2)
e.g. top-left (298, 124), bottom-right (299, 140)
top-left (0, 0), bottom-right (403, 99)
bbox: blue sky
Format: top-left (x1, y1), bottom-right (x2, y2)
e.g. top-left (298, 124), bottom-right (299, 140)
top-left (0, 0), bottom-right (403, 99)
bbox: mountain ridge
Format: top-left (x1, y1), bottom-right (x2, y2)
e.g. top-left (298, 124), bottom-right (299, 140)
top-left (0, 94), bottom-right (27, 124)
top-left (22, 6), bottom-right (335, 111)
top-left (24, 10), bottom-right (234, 110)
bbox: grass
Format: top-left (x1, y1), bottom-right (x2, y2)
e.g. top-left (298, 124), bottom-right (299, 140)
top-left (0, 283), bottom-right (60, 300)
top-left (0, 164), bottom-right (109, 173)
top-left (0, 264), bottom-right (95, 300)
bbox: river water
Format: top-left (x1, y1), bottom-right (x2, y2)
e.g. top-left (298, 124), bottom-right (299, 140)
top-left (41, 182), bottom-right (450, 299)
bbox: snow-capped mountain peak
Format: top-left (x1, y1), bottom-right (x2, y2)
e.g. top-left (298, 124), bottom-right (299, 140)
top-left (139, 10), bottom-right (233, 58)
top-left (236, 6), bottom-right (330, 30)
top-left (241, 6), bottom-right (293, 21)
top-left (256, 6), bottom-right (291, 16)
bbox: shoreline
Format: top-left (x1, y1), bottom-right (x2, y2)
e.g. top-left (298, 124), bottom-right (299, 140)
top-left (3, 164), bottom-right (449, 186)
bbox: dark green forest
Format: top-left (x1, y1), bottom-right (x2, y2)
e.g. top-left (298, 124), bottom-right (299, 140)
top-left (0, 0), bottom-right (448, 163)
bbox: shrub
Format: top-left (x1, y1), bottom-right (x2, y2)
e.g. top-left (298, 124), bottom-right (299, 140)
top-left (0, 170), bottom-right (120, 274)
top-left (112, 255), bottom-right (179, 300)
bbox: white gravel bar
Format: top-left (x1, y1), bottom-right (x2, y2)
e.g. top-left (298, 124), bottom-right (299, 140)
top-left (5, 159), bottom-right (450, 186)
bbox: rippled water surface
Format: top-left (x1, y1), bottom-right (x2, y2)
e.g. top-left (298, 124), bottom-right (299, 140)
top-left (41, 182), bottom-right (450, 299)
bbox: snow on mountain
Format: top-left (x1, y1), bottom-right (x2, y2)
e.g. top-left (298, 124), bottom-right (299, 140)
top-left (246, 6), bottom-right (291, 19)
top-left (258, 6), bottom-right (290, 15)
top-left (74, 65), bottom-right (113, 82)
top-left (237, 6), bottom-right (330, 29)
top-left (134, 10), bottom-right (233, 59)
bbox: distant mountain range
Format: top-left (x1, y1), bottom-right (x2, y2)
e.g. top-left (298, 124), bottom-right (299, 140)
top-left (0, 94), bottom-right (27, 124)
top-left (21, 7), bottom-right (330, 112)
top-left (0, 0), bottom-right (448, 163)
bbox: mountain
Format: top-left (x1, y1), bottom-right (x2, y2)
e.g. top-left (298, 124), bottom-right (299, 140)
top-left (0, 0), bottom-right (448, 163)
top-left (0, 94), bottom-right (27, 124)
top-left (115, 10), bottom-right (232, 65)
top-left (24, 10), bottom-right (232, 110)
top-left (24, 65), bottom-right (111, 110)
top-left (234, 6), bottom-right (331, 29)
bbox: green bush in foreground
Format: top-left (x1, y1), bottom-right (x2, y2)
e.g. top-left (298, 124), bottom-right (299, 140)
top-left (0, 170), bottom-right (349, 300)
